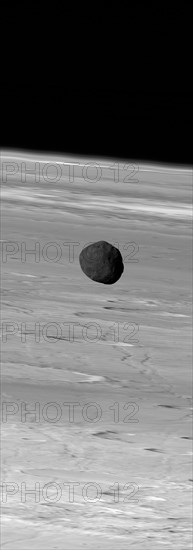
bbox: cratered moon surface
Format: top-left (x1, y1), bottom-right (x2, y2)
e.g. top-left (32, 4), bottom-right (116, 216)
top-left (79, 240), bottom-right (124, 284)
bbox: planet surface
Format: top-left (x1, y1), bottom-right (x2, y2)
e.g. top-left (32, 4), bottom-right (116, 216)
top-left (1, 152), bottom-right (192, 549)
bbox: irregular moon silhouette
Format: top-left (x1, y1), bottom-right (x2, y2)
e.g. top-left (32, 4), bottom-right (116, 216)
top-left (79, 241), bottom-right (124, 284)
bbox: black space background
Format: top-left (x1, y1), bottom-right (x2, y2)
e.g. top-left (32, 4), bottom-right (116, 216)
top-left (1, 4), bottom-right (192, 165)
